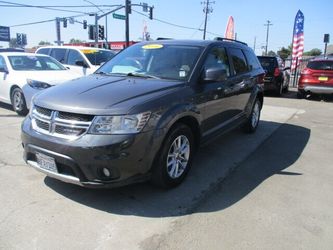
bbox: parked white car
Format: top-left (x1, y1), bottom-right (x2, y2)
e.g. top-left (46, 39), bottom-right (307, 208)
top-left (0, 52), bottom-right (81, 115)
top-left (35, 46), bottom-right (116, 76)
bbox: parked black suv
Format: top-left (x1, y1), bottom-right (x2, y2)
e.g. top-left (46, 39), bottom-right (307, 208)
top-left (257, 56), bottom-right (290, 96)
top-left (21, 39), bottom-right (265, 188)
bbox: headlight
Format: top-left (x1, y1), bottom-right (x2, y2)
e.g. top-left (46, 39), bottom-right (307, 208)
top-left (27, 79), bottom-right (51, 89)
top-left (89, 112), bottom-right (151, 134)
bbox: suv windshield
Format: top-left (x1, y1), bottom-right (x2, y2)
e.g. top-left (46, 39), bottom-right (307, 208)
top-left (81, 49), bottom-right (115, 66)
top-left (307, 60), bottom-right (333, 70)
top-left (96, 43), bottom-right (203, 81)
top-left (8, 55), bottom-right (66, 71)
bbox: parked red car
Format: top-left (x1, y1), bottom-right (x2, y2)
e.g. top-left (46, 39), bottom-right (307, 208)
top-left (298, 58), bottom-right (333, 98)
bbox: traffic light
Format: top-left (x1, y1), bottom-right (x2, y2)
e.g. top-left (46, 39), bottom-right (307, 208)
top-left (16, 33), bottom-right (22, 45)
top-left (88, 25), bottom-right (95, 40)
top-left (149, 7), bottom-right (153, 20)
top-left (83, 20), bottom-right (87, 29)
top-left (63, 18), bottom-right (67, 28)
top-left (98, 25), bottom-right (105, 40)
top-left (22, 34), bottom-right (27, 45)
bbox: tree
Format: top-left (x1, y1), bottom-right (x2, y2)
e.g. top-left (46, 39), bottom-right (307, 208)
top-left (277, 46), bottom-right (291, 60)
top-left (39, 41), bottom-right (52, 46)
top-left (303, 48), bottom-right (322, 56)
top-left (69, 38), bottom-right (85, 44)
top-left (267, 50), bottom-right (277, 56)
top-left (9, 38), bottom-right (17, 48)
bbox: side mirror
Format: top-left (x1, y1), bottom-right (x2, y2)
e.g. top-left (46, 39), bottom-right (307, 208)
top-left (75, 60), bottom-right (88, 68)
top-left (0, 67), bottom-right (8, 74)
top-left (202, 67), bottom-right (227, 82)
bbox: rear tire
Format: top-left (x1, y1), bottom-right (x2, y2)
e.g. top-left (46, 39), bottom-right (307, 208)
top-left (243, 98), bottom-right (261, 133)
top-left (11, 87), bottom-right (28, 116)
top-left (151, 124), bottom-right (194, 188)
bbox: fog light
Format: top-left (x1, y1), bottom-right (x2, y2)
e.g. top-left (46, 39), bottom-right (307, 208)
top-left (102, 167), bottom-right (111, 177)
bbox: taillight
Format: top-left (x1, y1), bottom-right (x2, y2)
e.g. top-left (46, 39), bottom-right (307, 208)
top-left (274, 67), bottom-right (280, 77)
top-left (257, 73), bottom-right (265, 84)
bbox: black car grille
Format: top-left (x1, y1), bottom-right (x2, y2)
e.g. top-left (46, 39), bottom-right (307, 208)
top-left (57, 111), bottom-right (94, 122)
top-left (31, 105), bottom-right (93, 139)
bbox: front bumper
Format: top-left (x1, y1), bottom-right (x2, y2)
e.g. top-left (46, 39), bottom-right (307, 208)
top-left (21, 116), bottom-right (160, 188)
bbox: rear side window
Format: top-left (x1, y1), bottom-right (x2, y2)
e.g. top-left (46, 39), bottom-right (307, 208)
top-left (229, 48), bottom-right (248, 75)
top-left (243, 50), bottom-right (261, 71)
top-left (307, 61), bottom-right (333, 70)
top-left (36, 48), bottom-right (50, 55)
top-left (50, 48), bottom-right (66, 64)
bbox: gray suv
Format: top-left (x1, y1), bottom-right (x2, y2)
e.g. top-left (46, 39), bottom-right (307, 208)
top-left (21, 39), bottom-right (265, 188)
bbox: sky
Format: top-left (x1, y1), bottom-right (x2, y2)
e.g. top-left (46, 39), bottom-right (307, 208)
top-left (0, 0), bottom-right (332, 55)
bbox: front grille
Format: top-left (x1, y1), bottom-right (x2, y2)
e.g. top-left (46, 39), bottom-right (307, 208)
top-left (35, 119), bottom-right (50, 131)
top-left (55, 125), bottom-right (85, 136)
top-left (58, 111), bottom-right (94, 122)
top-left (36, 106), bottom-right (52, 117)
top-left (31, 105), bottom-right (93, 140)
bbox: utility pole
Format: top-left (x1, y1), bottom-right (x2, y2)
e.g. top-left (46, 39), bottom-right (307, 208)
top-left (55, 18), bottom-right (62, 45)
top-left (94, 13), bottom-right (98, 47)
top-left (202, 0), bottom-right (214, 40)
top-left (264, 20), bottom-right (273, 56)
top-left (253, 36), bottom-right (256, 51)
top-left (84, 0), bottom-right (108, 48)
top-left (125, 0), bottom-right (130, 47)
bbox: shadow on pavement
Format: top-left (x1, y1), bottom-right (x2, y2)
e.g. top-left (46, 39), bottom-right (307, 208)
top-left (0, 102), bottom-right (14, 112)
top-left (45, 121), bottom-right (310, 217)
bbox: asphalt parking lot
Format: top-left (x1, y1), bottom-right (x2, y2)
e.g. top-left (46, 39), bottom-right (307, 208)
top-left (0, 90), bottom-right (332, 250)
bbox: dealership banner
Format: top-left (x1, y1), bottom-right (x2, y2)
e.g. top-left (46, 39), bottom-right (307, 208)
top-left (224, 16), bottom-right (234, 39)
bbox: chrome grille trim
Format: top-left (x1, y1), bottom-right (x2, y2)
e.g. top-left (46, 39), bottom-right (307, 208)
top-left (31, 105), bottom-right (93, 140)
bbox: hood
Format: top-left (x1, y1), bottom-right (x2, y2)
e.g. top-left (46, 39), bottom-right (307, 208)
top-left (15, 70), bottom-right (81, 85)
top-left (34, 74), bottom-right (185, 115)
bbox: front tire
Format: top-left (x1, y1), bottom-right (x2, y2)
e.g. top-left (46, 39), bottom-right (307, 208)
top-left (11, 87), bottom-right (28, 116)
top-left (243, 98), bottom-right (261, 133)
top-left (151, 124), bottom-right (195, 188)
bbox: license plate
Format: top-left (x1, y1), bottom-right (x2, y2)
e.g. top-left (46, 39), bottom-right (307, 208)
top-left (36, 152), bottom-right (57, 173)
top-left (318, 76), bottom-right (328, 81)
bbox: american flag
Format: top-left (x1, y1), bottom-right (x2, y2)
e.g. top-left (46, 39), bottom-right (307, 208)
top-left (291, 10), bottom-right (304, 70)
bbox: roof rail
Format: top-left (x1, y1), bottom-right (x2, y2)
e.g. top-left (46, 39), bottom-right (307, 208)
top-left (213, 37), bottom-right (248, 46)
top-left (156, 37), bottom-right (173, 40)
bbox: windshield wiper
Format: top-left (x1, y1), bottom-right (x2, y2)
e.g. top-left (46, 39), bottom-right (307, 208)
top-left (127, 72), bottom-right (160, 79)
top-left (95, 71), bottom-right (110, 75)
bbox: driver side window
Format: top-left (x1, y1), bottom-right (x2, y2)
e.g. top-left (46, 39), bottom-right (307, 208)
top-left (203, 47), bottom-right (230, 78)
top-left (67, 50), bottom-right (85, 66)
top-left (0, 56), bottom-right (7, 70)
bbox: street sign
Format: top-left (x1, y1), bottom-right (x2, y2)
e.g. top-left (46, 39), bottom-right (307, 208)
top-left (0, 26), bottom-right (10, 42)
top-left (113, 13), bottom-right (126, 20)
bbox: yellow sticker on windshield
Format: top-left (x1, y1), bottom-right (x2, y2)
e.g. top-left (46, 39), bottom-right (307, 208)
top-left (80, 49), bottom-right (98, 54)
top-left (142, 44), bottom-right (163, 49)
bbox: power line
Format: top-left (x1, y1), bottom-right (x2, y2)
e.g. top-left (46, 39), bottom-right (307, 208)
top-left (132, 9), bottom-right (222, 37)
top-left (0, 0), bottom-right (90, 14)
top-left (9, 13), bottom-right (87, 28)
top-left (0, 4), bottom-right (122, 8)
